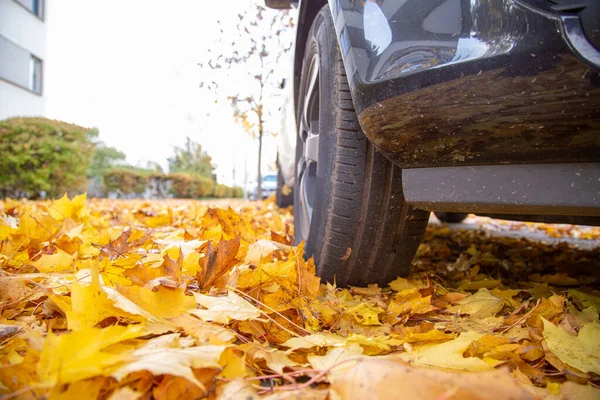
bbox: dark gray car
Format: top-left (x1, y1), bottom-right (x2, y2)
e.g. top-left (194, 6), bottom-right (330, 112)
top-left (269, 0), bottom-right (600, 286)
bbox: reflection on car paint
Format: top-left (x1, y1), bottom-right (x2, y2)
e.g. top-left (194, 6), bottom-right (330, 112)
top-left (359, 55), bottom-right (600, 167)
top-left (329, 0), bottom-right (600, 167)
top-left (363, 1), bottom-right (391, 56)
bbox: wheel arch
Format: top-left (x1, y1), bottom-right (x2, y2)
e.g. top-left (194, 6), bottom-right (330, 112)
top-left (293, 0), bottom-right (329, 124)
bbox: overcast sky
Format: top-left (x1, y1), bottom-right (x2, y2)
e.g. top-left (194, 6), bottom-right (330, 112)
top-left (45, 0), bottom-right (284, 187)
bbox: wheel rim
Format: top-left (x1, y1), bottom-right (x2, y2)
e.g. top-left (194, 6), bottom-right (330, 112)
top-left (296, 53), bottom-right (320, 242)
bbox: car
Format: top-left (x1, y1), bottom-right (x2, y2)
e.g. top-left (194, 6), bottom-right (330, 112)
top-left (268, 0), bottom-right (600, 286)
top-left (249, 174), bottom-right (278, 200)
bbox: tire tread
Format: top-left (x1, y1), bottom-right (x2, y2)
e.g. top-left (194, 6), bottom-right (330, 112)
top-left (300, 6), bottom-right (429, 286)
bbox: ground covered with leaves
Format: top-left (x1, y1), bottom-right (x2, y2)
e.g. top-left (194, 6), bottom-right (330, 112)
top-left (1, 195), bottom-right (599, 399)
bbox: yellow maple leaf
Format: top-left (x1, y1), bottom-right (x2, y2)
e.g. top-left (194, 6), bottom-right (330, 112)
top-left (403, 329), bottom-right (456, 345)
top-left (344, 303), bottom-right (383, 326)
top-left (191, 291), bottom-right (261, 324)
top-left (47, 193), bottom-right (87, 222)
top-left (388, 277), bottom-right (418, 291)
top-left (18, 208), bottom-right (61, 244)
top-left (219, 347), bottom-right (247, 379)
top-left (542, 318), bottom-right (600, 374)
top-left (118, 285), bottom-right (196, 319)
top-left (388, 288), bottom-right (435, 316)
top-left (32, 249), bottom-right (75, 273)
top-left (281, 333), bottom-right (347, 350)
top-left (399, 331), bottom-right (491, 371)
top-left (52, 279), bottom-right (141, 331)
top-left (38, 324), bottom-right (147, 386)
top-left (447, 288), bottom-right (504, 318)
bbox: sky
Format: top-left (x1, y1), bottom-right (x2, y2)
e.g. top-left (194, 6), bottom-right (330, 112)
top-left (45, 0), bottom-right (287, 188)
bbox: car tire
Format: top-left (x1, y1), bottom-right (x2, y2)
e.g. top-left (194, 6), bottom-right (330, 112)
top-left (434, 212), bottom-right (469, 224)
top-left (294, 6), bottom-right (430, 287)
top-left (276, 155), bottom-right (293, 207)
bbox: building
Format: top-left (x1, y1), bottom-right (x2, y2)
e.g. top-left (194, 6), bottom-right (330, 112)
top-left (0, 0), bottom-right (47, 120)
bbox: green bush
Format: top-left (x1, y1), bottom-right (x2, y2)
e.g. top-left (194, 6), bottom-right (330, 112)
top-left (168, 173), bottom-right (215, 198)
top-left (0, 117), bottom-right (96, 199)
top-left (213, 184), bottom-right (228, 198)
top-left (232, 186), bottom-right (244, 198)
top-left (103, 168), bottom-right (148, 196)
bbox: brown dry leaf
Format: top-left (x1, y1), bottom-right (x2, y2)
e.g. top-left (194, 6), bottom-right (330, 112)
top-left (197, 236), bottom-right (240, 290)
top-left (329, 358), bottom-right (532, 399)
top-left (529, 273), bottom-right (580, 286)
top-left (100, 230), bottom-right (148, 261)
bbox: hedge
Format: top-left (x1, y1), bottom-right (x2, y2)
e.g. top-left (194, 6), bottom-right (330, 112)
top-left (103, 168), bottom-right (148, 196)
top-left (100, 170), bottom-right (243, 199)
top-left (0, 117), bottom-right (95, 199)
top-left (169, 173), bottom-right (214, 198)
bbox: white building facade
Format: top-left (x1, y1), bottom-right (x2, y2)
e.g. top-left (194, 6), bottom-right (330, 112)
top-left (0, 0), bottom-right (47, 120)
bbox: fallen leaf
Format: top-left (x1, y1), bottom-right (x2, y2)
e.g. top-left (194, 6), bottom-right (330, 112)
top-left (399, 331), bottom-right (491, 371)
top-left (191, 291), bottom-right (261, 324)
top-left (281, 333), bottom-right (347, 350)
top-left (217, 378), bottom-right (258, 399)
top-left (344, 303), bottom-right (383, 326)
top-left (170, 314), bottom-right (236, 345)
top-left (530, 273), bottom-right (579, 286)
top-left (307, 342), bottom-right (363, 375)
top-left (329, 357), bottom-right (531, 399)
top-left (542, 318), bottom-right (600, 374)
top-left (197, 237), bottom-right (240, 290)
top-left (244, 239), bottom-right (290, 263)
top-left (38, 324), bottom-right (147, 386)
top-left (118, 285), bottom-right (196, 319)
top-left (447, 288), bottom-right (504, 318)
top-left (111, 334), bottom-right (225, 392)
top-left (32, 249), bottom-right (75, 273)
top-left (243, 343), bottom-right (300, 374)
top-left (388, 277), bottom-right (418, 291)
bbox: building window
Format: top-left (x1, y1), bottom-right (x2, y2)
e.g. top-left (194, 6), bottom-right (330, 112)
top-left (14, 0), bottom-right (44, 19)
top-left (29, 55), bottom-right (42, 94)
top-left (0, 35), bottom-right (44, 95)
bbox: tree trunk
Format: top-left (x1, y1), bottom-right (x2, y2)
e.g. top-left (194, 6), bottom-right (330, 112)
top-left (257, 130), bottom-right (263, 200)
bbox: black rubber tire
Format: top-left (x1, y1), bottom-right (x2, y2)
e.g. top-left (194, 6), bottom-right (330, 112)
top-left (435, 212), bottom-right (469, 224)
top-left (275, 157), bottom-right (293, 208)
top-left (294, 6), bottom-right (430, 287)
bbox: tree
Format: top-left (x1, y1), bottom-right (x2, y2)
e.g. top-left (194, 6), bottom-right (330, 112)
top-left (86, 134), bottom-right (127, 197)
top-left (168, 137), bottom-right (215, 180)
top-left (89, 143), bottom-right (127, 181)
top-left (199, 1), bottom-right (294, 199)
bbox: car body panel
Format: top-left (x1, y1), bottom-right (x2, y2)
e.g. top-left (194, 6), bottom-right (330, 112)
top-left (327, 0), bottom-right (600, 168)
top-left (277, 55), bottom-right (298, 187)
top-left (273, 0), bottom-right (600, 220)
